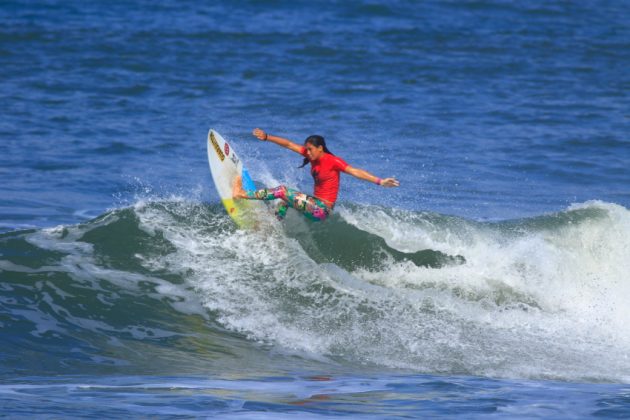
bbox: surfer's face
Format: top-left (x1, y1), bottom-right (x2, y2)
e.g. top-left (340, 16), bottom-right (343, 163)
top-left (305, 143), bottom-right (324, 161)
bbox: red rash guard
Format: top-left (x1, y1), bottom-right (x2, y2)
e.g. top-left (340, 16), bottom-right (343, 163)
top-left (300, 147), bottom-right (349, 205)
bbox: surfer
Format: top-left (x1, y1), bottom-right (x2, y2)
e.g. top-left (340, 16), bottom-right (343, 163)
top-left (233, 128), bottom-right (399, 221)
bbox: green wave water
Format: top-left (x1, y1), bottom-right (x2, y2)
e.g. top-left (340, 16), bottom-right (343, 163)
top-left (2, 199), bottom-right (629, 382)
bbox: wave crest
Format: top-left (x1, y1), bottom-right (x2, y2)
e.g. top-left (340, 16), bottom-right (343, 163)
top-left (1, 200), bottom-right (629, 381)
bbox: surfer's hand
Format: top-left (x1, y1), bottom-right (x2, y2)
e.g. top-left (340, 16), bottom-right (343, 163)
top-left (381, 177), bottom-right (400, 187)
top-left (253, 128), bottom-right (267, 141)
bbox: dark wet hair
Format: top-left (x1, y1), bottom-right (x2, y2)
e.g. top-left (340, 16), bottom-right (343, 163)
top-left (299, 135), bottom-right (333, 168)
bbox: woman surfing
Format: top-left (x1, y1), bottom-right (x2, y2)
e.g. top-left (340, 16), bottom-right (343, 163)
top-left (233, 128), bottom-right (399, 222)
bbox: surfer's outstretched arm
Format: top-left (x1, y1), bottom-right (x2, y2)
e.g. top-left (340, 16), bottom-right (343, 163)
top-left (344, 166), bottom-right (400, 187)
top-left (253, 128), bottom-right (303, 154)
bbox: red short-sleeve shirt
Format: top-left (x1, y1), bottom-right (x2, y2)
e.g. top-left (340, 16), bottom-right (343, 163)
top-left (299, 147), bottom-right (349, 205)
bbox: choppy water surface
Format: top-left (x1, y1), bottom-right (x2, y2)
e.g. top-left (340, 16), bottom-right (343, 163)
top-left (1, 0), bottom-right (629, 417)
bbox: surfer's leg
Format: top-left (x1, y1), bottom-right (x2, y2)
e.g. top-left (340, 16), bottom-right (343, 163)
top-left (244, 185), bottom-right (288, 201)
top-left (233, 176), bottom-right (287, 201)
top-left (233, 179), bottom-right (329, 222)
top-left (283, 189), bottom-right (331, 222)
top-left (244, 185), bottom-right (291, 220)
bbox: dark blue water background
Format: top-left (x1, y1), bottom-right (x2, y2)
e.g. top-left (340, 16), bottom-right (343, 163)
top-left (1, 0), bottom-right (629, 417)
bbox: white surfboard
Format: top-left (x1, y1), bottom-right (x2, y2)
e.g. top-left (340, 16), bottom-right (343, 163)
top-left (206, 129), bottom-right (260, 228)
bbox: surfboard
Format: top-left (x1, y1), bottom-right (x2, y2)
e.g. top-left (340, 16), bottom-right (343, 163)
top-left (206, 129), bottom-right (260, 228)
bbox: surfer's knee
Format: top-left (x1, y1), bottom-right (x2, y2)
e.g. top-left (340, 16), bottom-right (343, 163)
top-left (272, 185), bottom-right (288, 200)
top-left (311, 206), bottom-right (329, 221)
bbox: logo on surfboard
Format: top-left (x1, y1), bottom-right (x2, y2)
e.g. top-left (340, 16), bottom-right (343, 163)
top-left (209, 132), bottom-right (225, 162)
top-left (224, 143), bottom-right (230, 156)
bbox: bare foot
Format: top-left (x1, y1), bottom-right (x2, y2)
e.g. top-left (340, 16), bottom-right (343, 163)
top-left (232, 175), bottom-right (247, 199)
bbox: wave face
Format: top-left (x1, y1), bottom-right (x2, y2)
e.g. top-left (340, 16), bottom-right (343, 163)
top-left (1, 200), bottom-right (629, 381)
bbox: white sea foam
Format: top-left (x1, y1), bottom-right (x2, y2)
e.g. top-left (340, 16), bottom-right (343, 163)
top-left (133, 199), bottom-right (630, 381)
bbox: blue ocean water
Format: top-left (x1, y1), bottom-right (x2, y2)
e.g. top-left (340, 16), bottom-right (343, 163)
top-left (1, 0), bottom-right (629, 417)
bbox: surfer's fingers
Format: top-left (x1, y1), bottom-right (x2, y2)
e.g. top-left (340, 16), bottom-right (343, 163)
top-left (252, 128), bottom-right (266, 139)
top-left (382, 178), bottom-right (400, 187)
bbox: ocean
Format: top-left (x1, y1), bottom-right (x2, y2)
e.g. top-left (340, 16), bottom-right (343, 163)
top-left (1, 0), bottom-right (629, 417)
